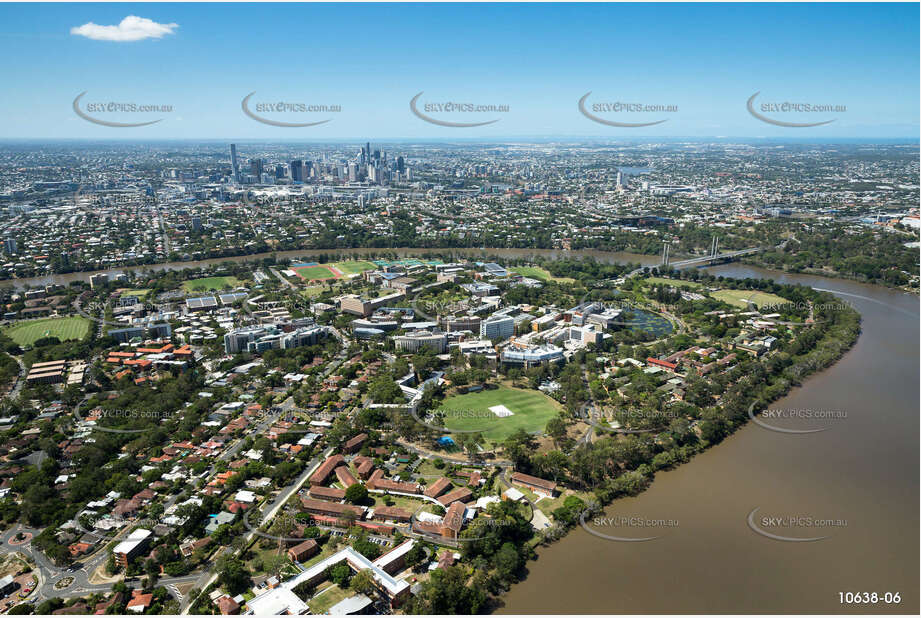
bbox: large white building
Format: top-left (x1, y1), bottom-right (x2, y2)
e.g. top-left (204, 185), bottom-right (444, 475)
top-left (393, 330), bottom-right (447, 354)
top-left (224, 324), bottom-right (326, 354)
top-left (480, 315), bottom-right (515, 341)
top-left (501, 340), bottom-right (564, 367)
top-left (113, 528), bottom-right (152, 568)
top-left (245, 541), bottom-right (415, 614)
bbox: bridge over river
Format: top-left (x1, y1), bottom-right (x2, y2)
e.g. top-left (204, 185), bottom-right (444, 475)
top-left (627, 238), bottom-right (765, 277)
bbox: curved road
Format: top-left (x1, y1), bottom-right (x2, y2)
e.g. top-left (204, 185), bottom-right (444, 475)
top-left (0, 525), bottom-right (201, 604)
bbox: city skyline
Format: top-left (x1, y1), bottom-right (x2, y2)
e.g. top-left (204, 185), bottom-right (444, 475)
top-left (0, 3), bottom-right (917, 616)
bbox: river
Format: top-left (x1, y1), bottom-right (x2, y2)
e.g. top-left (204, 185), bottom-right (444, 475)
top-left (499, 264), bottom-right (919, 614)
top-left (5, 248), bottom-right (917, 612)
top-left (0, 248), bottom-right (663, 290)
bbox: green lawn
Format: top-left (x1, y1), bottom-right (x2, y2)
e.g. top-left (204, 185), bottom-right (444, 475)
top-left (415, 460), bottom-right (448, 477)
top-left (370, 493), bottom-right (427, 512)
top-left (182, 276), bottom-right (240, 292)
top-left (644, 277), bottom-right (704, 289)
top-left (512, 266), bottom-right (576, 284)
top-left (711, 289), bottom-right (789, 309)
top-left (439, 385), bottom-right (563, 441)
top-left (498, 475), bottom-right (588, 521)
top-left (119, 289), bottom-right (152, 297)
top-left (293, 265), bottom-right (338, 281)
top-left (5, 316), bottom-right (91, 346)
top-left (300, 286), bottom-right (327, 299)
top-left (308, 584), bottom-right (353, 614)
top-left (299, 544), bottom-right (343, 570)
top-left (332, 260), bottom-right (377, 276)
top-left (245, 546), bottom-right (296, 577)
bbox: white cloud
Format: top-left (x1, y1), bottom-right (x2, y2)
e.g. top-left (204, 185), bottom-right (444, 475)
top-left (70, 15), bottom-right (178, 42)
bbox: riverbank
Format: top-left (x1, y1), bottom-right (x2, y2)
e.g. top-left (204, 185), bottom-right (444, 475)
top-left (0, 247), bottom-right (662, 290)
top-left (498, 265), bottom-right (919, 614)
top-left (739, 257), bottom-right (919, 295)
top-left (486, 281), bottom-right (862, 606)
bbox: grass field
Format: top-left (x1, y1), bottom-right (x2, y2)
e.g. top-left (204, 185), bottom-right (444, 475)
top-left (300, 286), bottom-right (327, 299)
top-left (119, 289), bottom-right (151, 297)
top-left (5, 316), bottom-right (91, 346)
top-left (292, 265), bottom-right (338, 281)
top-left (512, 266), bottom-right (576, 284)
top-left (331, 260), bottom-right (377, 275)
top-left (644, 277), bottom-right (704, 289)
top-left (711, 289), bottom-right (788, 309)
top-left (182, 276), bottom-right (240, 292)
top-left (438, 385), bottom-right (563, 442)
top-left (308, 584), bottom-right (352, 614)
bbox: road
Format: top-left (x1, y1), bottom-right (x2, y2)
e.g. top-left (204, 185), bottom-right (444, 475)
top-left (179, 450), bottom-right (328, 614)
top-left (154, 194), bottom-right (171, 257)
top-left (577, 377), bottom-right (599, 446)
top-left (269, 267), bottom-right (297, 290)
top-left (395, 439), bottom-right (512, 470)
top-left (178, 324), bottom-right (346, 613)
top-left (6, 355), bottom-right (26, 400)
top-left (0, 525), bottom-right (200, 604)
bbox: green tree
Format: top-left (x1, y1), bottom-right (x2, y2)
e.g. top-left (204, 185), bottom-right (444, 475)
top-left (344, 484), bottom-right (369, 504)
top-left (407, 565), bottom-right (488, 614)
top-left (327, 563), bottom-right (351, 587)
top-left (350, 569), bottom-right (376, 596)
top-left (217, 557), bottom-right (251, 595)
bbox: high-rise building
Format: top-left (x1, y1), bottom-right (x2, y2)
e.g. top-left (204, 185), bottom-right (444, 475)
top-left (396, 156), bottom-right (405, 173)
top-left (348, 162), bottom-right (358, 183)
top-left (191, 217), bottom-right (202, 232)
top-left (250, 158), bottom-right (264, 177)
top-left (480, 316), bottom-right (515, 341)
top-left (3, 238), bottom-right (16, 254)
top-left (290, 160), bottom-right (304, 183)
top-left (230, 144), bottom-right (241, 184)
top-left (275, 164), bottom-right (286, 179)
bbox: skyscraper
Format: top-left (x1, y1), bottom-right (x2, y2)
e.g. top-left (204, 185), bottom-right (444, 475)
top-left (3, 238), bottom-right (16, 254)
top-left (290, 160), bottom-right (304, 182)
top-left (230, 144), bottom-right (241, 184)
top-left (250, 158), bottom-right (264, 177)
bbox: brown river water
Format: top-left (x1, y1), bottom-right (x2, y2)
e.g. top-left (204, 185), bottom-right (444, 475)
top-left (0, 247), bottom-right (660, 290)
top-left (499, 264), bottom-right (919, 614)
top-left (4, 250), bottom-right (917, 613)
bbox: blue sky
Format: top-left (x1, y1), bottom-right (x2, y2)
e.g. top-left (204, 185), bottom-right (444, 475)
top-left (0, 2), bottom-right (917, 139)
